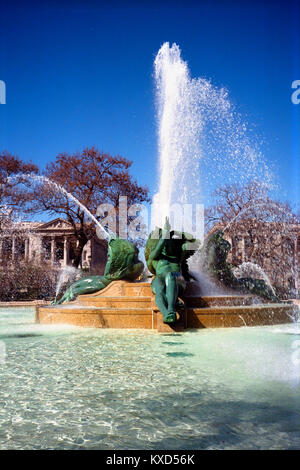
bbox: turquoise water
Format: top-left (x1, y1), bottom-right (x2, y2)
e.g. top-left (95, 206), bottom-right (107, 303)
top-left (0, 308), bottom-right (299, 450)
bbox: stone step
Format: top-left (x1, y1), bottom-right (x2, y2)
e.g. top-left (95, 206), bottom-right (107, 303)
top-left (155, 309), bottom-right (186, 333)
top-left (157, 319), bottom-right (185, 333)
top-left (37, 306), bottom-right (154, 329)
top-left (76, 296), bottom-right (152, 309)
top-left (36, 301), bottom-right (297, 330)
top-left (188, 303), bottom-right (296, 314)
top-left (184, 295), bottom-right (253, 307)
top-left (186, 303), bottom-right (298, 328)
top-left (78, 281), bottom-right (152, 299)
top-left (114, 282), bottom-right (152, 297)
top-left (78, 294), bottom-right (254, 309)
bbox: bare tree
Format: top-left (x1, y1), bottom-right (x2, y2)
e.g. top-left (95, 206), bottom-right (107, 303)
top-left (205, 180), bottom-right (298, 291)
top-left (30, 147), bottom-right (150, 267)
top-left (0, 151), bottom-right (38, 230)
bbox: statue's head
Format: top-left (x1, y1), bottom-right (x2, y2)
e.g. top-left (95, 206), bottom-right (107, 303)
top-left (145, 226), bottom-right (182, 259)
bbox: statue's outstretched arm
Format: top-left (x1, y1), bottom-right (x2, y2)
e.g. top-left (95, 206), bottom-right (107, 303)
top-left (147, 238), bottom-right (165, 273)
top-left (148, 237), bottom-right (165, 261)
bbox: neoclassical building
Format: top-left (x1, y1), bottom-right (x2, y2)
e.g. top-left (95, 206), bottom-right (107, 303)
top-left (2, 217), bottom-right (299, 294)
top-left (0, 218), bottom-right (107, 273)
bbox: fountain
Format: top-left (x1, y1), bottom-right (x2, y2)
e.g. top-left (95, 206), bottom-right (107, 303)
top-left (233, 262), bottom-right (276, 296)
top-left (35, 42), bottom-right (298, 331)
top-left (54, 266), bottom-right (81, 303)
top-left (1, 43), bottom-right (300, 451)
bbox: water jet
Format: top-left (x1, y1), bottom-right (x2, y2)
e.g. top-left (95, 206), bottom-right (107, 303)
top-left (36, 42), bottom-right (299, 331)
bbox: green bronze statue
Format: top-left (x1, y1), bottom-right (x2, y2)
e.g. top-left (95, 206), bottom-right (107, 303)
top-left (200, 230), bottom-right (279, 302)
top-left (53, 238), bottom-right (144, 304)
top-left (145, 217), bottom-right (200, 324)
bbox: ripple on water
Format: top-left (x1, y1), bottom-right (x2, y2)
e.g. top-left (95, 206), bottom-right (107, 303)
top-left (0, 308), bottom-right (299, 450)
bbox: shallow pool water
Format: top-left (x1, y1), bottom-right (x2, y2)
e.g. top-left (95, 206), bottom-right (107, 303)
top-left (0, 308), bottom-right (299, 449)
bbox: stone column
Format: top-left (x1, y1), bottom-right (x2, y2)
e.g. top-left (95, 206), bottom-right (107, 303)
top-left (12, 235), bottom-right (16, 262)
top-left (28, 237), bottom-right (32, 261)
top-left (38, 236), bottom-right (43, 262)
top-left (63, 236), bottom-right (68, 266)
top-left (226, 237), bottom-right (233, 263)
top-left (51, 237), bottom-right (56, 265)
top-left (239, 237), bottom-right (245, 262)
top-left (24, 238), bottom-right (29, 260)
top-left (294, 237), bottom-right (298, 291)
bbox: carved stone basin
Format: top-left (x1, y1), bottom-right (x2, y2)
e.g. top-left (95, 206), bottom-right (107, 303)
top-left (36, 280), bottom-right (299, 332)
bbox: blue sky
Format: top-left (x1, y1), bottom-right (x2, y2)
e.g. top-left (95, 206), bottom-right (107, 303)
top-left (0, 0), bottom-right (299, 209)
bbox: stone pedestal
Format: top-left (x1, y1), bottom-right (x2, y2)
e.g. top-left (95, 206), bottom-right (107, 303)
top-left (36, 280), bottom-right (298, 331)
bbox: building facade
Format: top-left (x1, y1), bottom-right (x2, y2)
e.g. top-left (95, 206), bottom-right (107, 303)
top-left (2, 217), bottom-right (299, 294)
top-left (0, 218), bottom-right (107, 273)
top-left (215, 223), bottom-right (300, 293)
